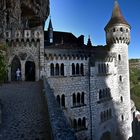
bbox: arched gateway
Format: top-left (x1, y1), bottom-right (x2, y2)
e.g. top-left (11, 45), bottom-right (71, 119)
top-left (25, 61), bottom-right (35, 81)
top-left (11, 56), bottom-right (21, 81)
top-left (100, 131), bottom-right (111, 140)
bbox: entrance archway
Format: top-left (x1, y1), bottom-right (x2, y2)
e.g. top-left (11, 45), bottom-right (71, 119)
top-left (11, 56), bottom-right (21, 81)
top-left (100, 131), bottom-right (111, 140)
top-left (25, 61), bottom-right (35, 81)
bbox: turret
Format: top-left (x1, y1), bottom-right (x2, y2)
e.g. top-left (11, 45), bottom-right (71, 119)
top-left (87, 35), bottom-right (92, 47)
top-left (104, 1), bottom-right (131, 45)
top-left (104, 1), bottom-right (132, 140)
top-left (48, 18), bottom-right (53, 43)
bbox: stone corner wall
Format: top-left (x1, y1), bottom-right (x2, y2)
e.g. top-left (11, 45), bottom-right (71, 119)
top-left (43, 78), bottom-right (77, 140)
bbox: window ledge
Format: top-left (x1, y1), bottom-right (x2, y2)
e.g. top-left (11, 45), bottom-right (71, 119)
top-left (70, 74), bottom-right (85, 77)
top-left (97, 97), bottom-right (112, 104)
top-left (75, 128), bottom-right (88, 132)
top-left (97, 73), bottom-right (112, 76)
top-left (71, 104), bottom-right (86, 108)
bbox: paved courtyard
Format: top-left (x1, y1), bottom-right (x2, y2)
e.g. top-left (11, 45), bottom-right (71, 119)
top-left (0, 82), bottom-right (52, 140)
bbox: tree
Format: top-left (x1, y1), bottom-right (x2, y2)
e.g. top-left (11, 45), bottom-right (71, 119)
top-left (0, 43), bottom-right (7, 83)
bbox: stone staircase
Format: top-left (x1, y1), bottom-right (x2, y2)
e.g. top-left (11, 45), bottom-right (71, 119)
top-left (0, 81), bottom-right (52, 140)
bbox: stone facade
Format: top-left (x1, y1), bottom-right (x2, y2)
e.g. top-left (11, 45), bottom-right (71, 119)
top-left (1, 1), bottom-right (133, 140)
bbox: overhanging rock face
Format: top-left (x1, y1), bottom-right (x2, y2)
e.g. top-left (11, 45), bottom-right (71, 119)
top-left (0, 0), bottom-right (50, 32)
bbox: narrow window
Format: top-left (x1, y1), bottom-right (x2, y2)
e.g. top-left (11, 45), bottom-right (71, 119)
top-left (78, 118), bottom-right (82, 129)
top-left (81, 63), bottom-right (84, 75)
top-left (121, 96), bottom-right (123, 102)
top-left (101, 112), bottom-right (103, 122)
top-left (118, 54), bottom-right (121, 61)
top-left (98, 64), bottom-right (101, 73)
top-left (103, 89), bottom-right (105, 98)
top-left (109, 109), bottom-right (112, 118)
top-left (73, 93), bottom-right (76, 106)
top-left (77, 93), bottom-right (80, 105)
top-left (55, 63), bottom-right (59, 76)
top-left (50, 63), bottom-right (54, 76)
top-left (60, 63), bottom-right (64, 76)
top-left (82, 117), bottom-right (86, 128)
top-left (99, 90), bottom-right (102, 99)
top-left (61, 94), bottom-right (65, 107)
top-left (121, 115), bottom-right (124, 121)
top-left (119, 76), bottom-right (122, 82)
top-left (76, 63), bottom-right (80, 75)
top-left (73, 119), bottom-right (77, 129)
top-left (72, 63), bottom-right (75, 75)
top-left (106, 64), bottom-right (109, 73)
top-left (81, 92), bottom-right (85, 104)
top-left (56, 95), bottom-right (60, 106)
top-left (120, 27), bottom-right (123, 32)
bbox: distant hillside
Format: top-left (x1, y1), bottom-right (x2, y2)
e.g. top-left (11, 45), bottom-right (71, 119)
top-left (129, 59), bottom-right (140, 110)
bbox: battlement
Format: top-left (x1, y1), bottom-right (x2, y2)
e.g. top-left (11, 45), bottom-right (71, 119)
top-left (106, 25), bottom-right (130, 45)
top-left (4, 30), bottom-right (43, 43)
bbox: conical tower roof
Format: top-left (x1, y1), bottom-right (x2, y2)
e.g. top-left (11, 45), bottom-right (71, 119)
top-left (105, 1), bottom-right (130, 30)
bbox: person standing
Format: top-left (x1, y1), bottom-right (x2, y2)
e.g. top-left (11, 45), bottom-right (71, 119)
top-left (16, 68), bottom-right (21, 81)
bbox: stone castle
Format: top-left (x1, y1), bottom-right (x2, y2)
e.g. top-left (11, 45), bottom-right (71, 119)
top-left (0, 0), bottom-right (133, 140)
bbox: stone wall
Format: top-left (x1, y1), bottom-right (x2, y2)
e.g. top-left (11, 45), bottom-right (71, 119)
top-left (43, 78), bottom-right (76, 140)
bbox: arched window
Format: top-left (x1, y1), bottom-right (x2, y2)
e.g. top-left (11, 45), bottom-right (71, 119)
top-left (55, 63), bottom-right (59, 76)
top-left (105, 88), bottom-right (108, 97)
top-left (103, 64), bottom-right (106, 73)
top-left (73, 93), bottom-right (76, 106)
top-left (118, 54), bottom-right (121, 61)
top-left (73, 119), bottom-right (77, 130)
top-left (60, 63), bottom-right (64, 76)
top-left (82, 117), bottom-right (86, 128)
top-left (109, 109), bottom-right (112, 118)
top-left (121, 115), bottom-right (124, 121)
top-left (113, 28), bottom-right (115, 32)
top-left (101, 64), bottom-right (104, 73)
top-left (106, 110), bottom-right (109, 119)
top-left (78, 118), bottom-right (82, 129)
top-left (101, 112), bottom-right (103, 122)
top-left (72, 63), bottom-right (75, 75)
top-left (121, 96), bottom-right (123, 102)
top-left (98, 64), bottom-right (101, 73)
top-left (108, 88), bottom-right (111, 98)
top-left (56, 95), bottom-right (60, 106)
top-left (81, 92), bottom-right (85, 104)
top-left (106, 64), bottom-right (109, 73)
top-left (81, 63), bottom-right (84, 75)
top-left (103, 111), bottom-right (106, 122)
top-left (103, 89), bottom-right (105, 98)
top-left (99, 90), bottom-right (102, 99)
top-left (61, 94), bottom-right (65, 107)
top-left (77, 93), bottom-right (80, 105)
top-left (50, 63), bottom-right (54, 76)
top-left (76, 63), bottom-right (80, 75)
top-left (120, 27), bottom-right (123, 32)
top-left (119, 76), bottom-right (122, 82)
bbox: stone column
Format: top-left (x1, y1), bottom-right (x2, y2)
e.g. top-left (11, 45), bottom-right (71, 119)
top-left (21, 61), bottom-right (25, 81)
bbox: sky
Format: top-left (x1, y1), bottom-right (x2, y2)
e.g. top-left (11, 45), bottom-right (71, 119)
top-left (44, 0), bottom-right (140, 59)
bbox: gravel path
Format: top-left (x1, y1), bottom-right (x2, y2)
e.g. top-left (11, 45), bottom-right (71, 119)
top-left (0, 82), bottom-right (52, 140)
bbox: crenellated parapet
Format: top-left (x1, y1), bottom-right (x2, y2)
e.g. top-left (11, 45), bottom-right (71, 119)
top-left (4, 29), bottom-right (43, 44)
top-left (106, 24), bottom-right (130, 45)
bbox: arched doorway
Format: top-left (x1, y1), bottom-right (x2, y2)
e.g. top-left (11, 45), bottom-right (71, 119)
top-left (100, 131), bottom-right (111, 140)
top-left (25, 61), bottom-right (35, 81)
top-left (11, 56), bottom-right (21, 81)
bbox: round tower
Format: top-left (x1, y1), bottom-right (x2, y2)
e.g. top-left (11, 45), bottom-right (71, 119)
top-left (104, 1), bottom-right (132, 140)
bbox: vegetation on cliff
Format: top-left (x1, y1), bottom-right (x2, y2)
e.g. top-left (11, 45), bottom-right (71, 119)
top-left (0, 43), bottom-right (7, 83)
top-left (129, 59), bottom-right (140, 110)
